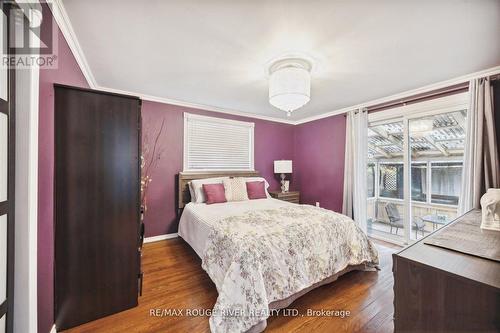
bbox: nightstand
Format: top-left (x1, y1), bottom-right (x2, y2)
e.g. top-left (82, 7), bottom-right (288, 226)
top-left (269, 191), bottom-right (300, 204)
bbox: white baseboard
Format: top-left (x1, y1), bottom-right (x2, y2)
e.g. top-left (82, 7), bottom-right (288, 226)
top-left (144, 233), bottom-right (179, 243)
top-left (50, 324), bottom-right (57, 333)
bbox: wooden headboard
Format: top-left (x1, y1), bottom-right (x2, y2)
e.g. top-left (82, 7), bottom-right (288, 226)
top-left (178, 171), bottom-right (260, 209)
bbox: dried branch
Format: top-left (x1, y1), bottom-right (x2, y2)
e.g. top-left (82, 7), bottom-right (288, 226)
top-left (141, 118), bottom-right (166, 211)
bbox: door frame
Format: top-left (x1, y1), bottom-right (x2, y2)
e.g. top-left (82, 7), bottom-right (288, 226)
top-left (12, 3), bottom-right (40, 332)
top-left (1, 1), bottom-right (40, 332)
top-left (0, 2), bottom-right (16, 332)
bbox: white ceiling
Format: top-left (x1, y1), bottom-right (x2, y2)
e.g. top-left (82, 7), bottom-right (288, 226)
top-left (61, 0), bottom-right (500, 121)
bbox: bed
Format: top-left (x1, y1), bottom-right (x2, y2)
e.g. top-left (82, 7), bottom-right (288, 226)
top-left (177, 172), bottom-right (379, 333)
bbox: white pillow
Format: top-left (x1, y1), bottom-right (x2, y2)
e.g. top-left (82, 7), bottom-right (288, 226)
top-left (188, 182), bottom-right (196, 202)
top-left (190, 177), bottom-right (229, 203)
top-left (244, 177), bottom-right (271, 198)
top-left (223, 178), bottom-right (249, 202)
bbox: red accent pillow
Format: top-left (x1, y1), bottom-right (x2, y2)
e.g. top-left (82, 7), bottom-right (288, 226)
top-left (202, 183), bottom-right (227, 204)
top-left (246, 181), bottom-right (267, 199)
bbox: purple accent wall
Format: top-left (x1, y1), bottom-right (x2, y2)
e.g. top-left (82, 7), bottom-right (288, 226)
top-left (37, 6), bottom-right (347, 332)
top-left (36, 8), bottom-right (294, 329)
top-left (294, 114), bottom-right (346, 212)
top-left (141, 101), bottom-right (295, 236)
top-left (37, 5), bottom-right (90, 333)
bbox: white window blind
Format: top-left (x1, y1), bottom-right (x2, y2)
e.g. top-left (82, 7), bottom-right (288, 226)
top-left (184, 113), bottom-right (254, 171)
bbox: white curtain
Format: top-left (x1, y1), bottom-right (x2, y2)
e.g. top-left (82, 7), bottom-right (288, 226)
top-left (459, 78), bottom-right (500, 213)
top-left (343, 109), bottom-right (368, 232)
top-left (342, 111), bottom-right (354, 218)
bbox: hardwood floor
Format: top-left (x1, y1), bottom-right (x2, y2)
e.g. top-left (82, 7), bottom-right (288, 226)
top-left (64, 238), bottom-right (400, 333)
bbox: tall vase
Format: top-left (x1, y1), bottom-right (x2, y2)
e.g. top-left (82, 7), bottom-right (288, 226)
top-left (139, 205), bottom-right (146, 247)
top-left (480, 188), bottom-right (500, 231)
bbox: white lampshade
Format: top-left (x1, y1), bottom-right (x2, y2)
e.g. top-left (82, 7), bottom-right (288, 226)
top-left (274, 160), bottom-right (293, 174)
top-left (269, 58), bottom-right (311, 115)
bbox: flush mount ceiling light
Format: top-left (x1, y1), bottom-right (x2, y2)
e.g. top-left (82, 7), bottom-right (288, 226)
top-left (268, 57), bottom-right (312, 116)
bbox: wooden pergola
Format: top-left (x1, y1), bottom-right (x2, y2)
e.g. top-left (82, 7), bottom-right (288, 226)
top-left (368, 110), bottom-right (466, 160)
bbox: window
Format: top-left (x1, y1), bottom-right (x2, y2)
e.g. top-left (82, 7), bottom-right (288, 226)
top-left (411, 163), bottom-right (427, 202)
top-left (430, 162), bottom-right (462, 205)
top-left (379, 163), bottom-right (404, 199)
top-left (372, 160), bottom-right (462, 205)
top-left (184, 113), bottom-right (254, 171)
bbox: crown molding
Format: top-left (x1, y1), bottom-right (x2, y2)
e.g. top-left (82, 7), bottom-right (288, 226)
top-left (47, 0), bottom-right (294, 124)
top-left (293, 65), bottom-right (500, 125)
top-left (48, 0), bottom-right (500, 126)
top-left (48, 0), bottom-right (98, 88)
top-left (95, 85), bottom-right (295, 124)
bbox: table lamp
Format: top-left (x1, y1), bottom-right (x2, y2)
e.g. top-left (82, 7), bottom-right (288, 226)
top-left (274, 160), bottom-right (292, 193)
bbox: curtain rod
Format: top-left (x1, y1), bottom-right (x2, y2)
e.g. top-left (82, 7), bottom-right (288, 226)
top-left (342, 72), bottom-right (499, 117)
top-left (366, 82), bottom-right (469, 113)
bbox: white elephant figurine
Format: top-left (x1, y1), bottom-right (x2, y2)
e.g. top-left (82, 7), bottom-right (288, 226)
top-left (480, 188), bottom-right (500, 231)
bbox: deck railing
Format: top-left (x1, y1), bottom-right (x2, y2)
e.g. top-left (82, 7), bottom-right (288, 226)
top-left (367, 197), bottom-right (458, 234)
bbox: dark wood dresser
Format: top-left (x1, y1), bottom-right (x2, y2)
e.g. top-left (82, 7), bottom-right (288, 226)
top-left (393, 210), bottom-right (500, 332)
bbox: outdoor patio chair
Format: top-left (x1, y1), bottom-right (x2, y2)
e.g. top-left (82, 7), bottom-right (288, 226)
top-left (385, 203), bottom-right (404, 235)
top-left (412, 216), bottom-right (426, 238)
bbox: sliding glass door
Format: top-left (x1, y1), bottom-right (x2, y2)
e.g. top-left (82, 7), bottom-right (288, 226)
top-left (408, 111), bottom-right (466, 240)
top-left (366, 95), bottom-right (468, 244)
top-left (367, 120), bottom-right (406, 243)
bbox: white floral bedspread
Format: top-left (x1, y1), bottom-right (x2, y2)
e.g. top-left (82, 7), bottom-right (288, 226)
top-left (201, 204), bottom-right (379, 333)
